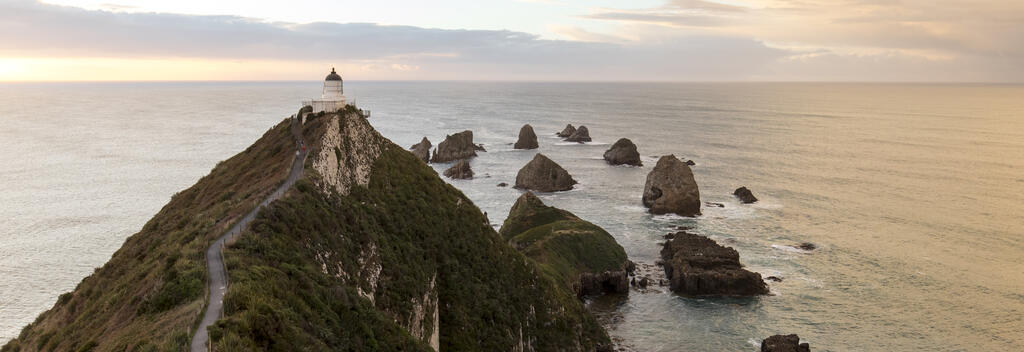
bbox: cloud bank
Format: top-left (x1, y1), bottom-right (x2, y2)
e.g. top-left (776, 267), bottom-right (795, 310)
top-left (1, 0), bottom-right (1021, 81)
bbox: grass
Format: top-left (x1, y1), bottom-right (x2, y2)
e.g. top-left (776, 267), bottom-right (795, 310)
top-left (2, 119), bottom-right (296, 352)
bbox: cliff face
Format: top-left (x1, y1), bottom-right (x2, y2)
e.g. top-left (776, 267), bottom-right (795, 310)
top-left (212, 112), bottom-right (610, 350)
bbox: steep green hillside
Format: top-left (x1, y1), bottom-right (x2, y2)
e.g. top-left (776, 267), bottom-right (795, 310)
top-left (209, 112), bottom-right (609, 350)
top-left (5, 109), bottom-right (613, 352)
top-left (499, 193), bottom-right (632, 297)
top-left (3, 120), bottom-right (296, 352)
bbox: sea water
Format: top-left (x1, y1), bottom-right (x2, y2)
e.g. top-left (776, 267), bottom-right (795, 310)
top-left (1, 82), bottom-right (1022, 351)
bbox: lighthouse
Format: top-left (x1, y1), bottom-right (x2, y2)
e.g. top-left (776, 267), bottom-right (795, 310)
top-left (303, 68), bottom-right (347, 113)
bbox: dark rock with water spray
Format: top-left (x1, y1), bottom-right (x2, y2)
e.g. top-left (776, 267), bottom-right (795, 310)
top-left (642, 155), bottom-right (701, 217)
top-left (431, 130), bottom-right (478, 163)
top-left (566, 125), bottom-right (592, 143)
top-left (557, 124), bottom-right (577, 137)
top-left (761, 334), bottom-right (810, 352)
top-left (514, 124), bottom-right (539, 149)
top-left (603, 138), bottom-right (642, 166)
top-left (443, 159), bottom-right (474, 179)
top-left (515, 153), bottom-right (576, 192)
top-left (660, 231), bottom-right (768, 296)
top-left (734, 186), bottom-right (758, 204)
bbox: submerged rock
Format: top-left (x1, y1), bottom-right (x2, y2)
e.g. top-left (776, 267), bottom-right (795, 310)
top-left (685, 159), bottom-right (695, 166)
top-left (443, 159), bottom-right (474, 179)
top-left (566, 125), bottom-right (592, 143)
top-left (734, 186), bottom-right (758, 204)
top-left (797, 242), bottom-right (816, 251)
top-left (761, 334), bottom-right (810, 352)
top-left (409, 137), bottom-right (432, 163)
top-left (766, 276), bottom-right (783, 282)
top-left (557, 124), bottom-right (577, 137)
top-left (642, 155), bottom-right (701, 217)
top-left (497, 182), bottom-right (508, 187)
top-left (603, 138), bottom-right (642, 166)
top-left (514, 124), bottom-right (539, 150)
top-left (515, 153), bottom-right (577, 192)
top-left (660, 231), bottom-right (768, 296)
top-left (705, 202), bottom-right (725, 208)
top-left (431, 130), bottom-right (478, 163)
top-left (500, 192), bottom-right (632, 297)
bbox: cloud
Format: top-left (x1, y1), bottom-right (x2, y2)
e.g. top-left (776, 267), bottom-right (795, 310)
top-left (0, 0), bottom-right (790, 80)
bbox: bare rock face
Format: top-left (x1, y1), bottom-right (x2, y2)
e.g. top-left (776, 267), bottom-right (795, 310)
top-left (310, 113), bottom-right (387, 196)
top-left (660, 231), bottom-right (768, 296)
top-left (603, 138), bottom-right (642, 166)
top-left (431, 130), bottom-right (478, 163)
top-left (761, 334), bottom-right (811, 352)
top-left (557, 124), bottom-right (577, 137)
top-left (514, 124), bottom-right (539, 150)
top-left (409, 137), bottom-right (431, 163)
top-left (734, 186), bottom-right (758, 204)
top-left (443, 159), bottom-right (474, 179)
top-left (515, 153), bottom-right (576, 192)
top-left (642, 155), bottom-right (701, 217)
top-left (566, 125), bottom-right (592, 143)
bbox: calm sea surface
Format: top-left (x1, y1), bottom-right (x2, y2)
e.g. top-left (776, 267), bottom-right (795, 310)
top-left (1, 82), bottom-right (1022, 351)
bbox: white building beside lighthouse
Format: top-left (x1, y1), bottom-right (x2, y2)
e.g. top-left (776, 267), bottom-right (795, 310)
top-left (302, 68), bottom-right (347, 113)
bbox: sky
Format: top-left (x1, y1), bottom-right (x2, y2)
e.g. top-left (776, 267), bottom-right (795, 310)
top-left (1, 0), bottom-right (1022, 82)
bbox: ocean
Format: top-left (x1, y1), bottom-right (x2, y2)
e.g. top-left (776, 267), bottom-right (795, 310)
top-left (1, 82), bottom-right (1022, 351)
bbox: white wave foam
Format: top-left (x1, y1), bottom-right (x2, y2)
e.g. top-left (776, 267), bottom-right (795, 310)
top-left (771, 244), bottom-right (811, 253)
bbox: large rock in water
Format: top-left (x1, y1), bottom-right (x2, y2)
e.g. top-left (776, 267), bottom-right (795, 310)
top-left (761, 334), bottom-right (811, 352)
top-left (642, 155), bottom-right (701, 216)
top-left (734, 186), bottom-right (758, 203)
top-left (431, 130), bottom-right (478, 163)
top-left (515, 153), bottom-right (577, 192)
top-left (603, 138), bottom-right (642, 166)
top-left (500, 192), bottom-right (633, 296)
top-left (557, 124), bottom-right (577, 137)
top-left (566, 125), bottom-right (592, 143)
top-left (409, 137), bottom-right (431, 163)
top-left (443, 159), bottom-right (473, 179)
top-left (514, 124), bottom-right (539, 149)
top-left (660, 231), bottom-right (768, 296)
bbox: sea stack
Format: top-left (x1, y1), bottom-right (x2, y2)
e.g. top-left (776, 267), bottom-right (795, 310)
top-left (431, 130), bottom-right (478, 163)
top-left (500, 192), bottom-right (633, 296)
top-left (603, 138), bottom-right (642, 166)
top-left (566, 125), bottom-right (592, 143)
top-left (515, 153), bottom-right (576, 192)
top-left (661, 231), bottom-right (769, 296)
top-left (642, 155), bottom-right (701, 217)
top-left (761, 334), bottom-right (811, 352)
top-left (557, 124), bottom-right (577, 137)
top-left (734, 186), bottom-right (758, 204)
top-left (409, 137), bottom-right (432, 163)
top-left (443, 159), bottom-right (474, 179)
top-left (514, 124), bottom-right (539, 149)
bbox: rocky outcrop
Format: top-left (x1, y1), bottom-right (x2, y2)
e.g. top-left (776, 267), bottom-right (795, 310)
top-left (515, 153), bottom-right (576, 192)
top-left (443, 159), bottom-right (474, 179)
top-left (734, 186), bottom-right (758, 203)
top-left (761, 334), bottom-right (810, 352)
top-left (603, 138), bottom-right (642, 166)
top-left (410, 137), bottom-right (432, 163)
top-left (642, 155), bottom-right (701, 216)
top-left (431, 130), bottom-right (478, 163)
top-left (310, 112), bottom-right (387, 196)
top-left (566, 125), bottom-right (591, 143)
top-left (514, 124), bottom-right (539, 149)
top-left (557, 124), bottom-right (577, 137)
top-left (660, 231), bottom-right (768, 296)
top-left (501, 192), bottom-right (632, 297)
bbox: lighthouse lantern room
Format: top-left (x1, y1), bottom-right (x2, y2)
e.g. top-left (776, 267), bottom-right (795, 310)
top-left (303, 68), bottom-right (347, 113)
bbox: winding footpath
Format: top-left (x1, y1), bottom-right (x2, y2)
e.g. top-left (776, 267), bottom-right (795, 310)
top-left (190, 117), bottom-right (306, 351)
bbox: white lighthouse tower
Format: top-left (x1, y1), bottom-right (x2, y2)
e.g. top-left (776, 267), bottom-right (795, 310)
top-left (303, 68), bottom-right (347, 113)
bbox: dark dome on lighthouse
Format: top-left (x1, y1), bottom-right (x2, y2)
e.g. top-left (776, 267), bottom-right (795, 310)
top-left (325, 67), bottom-right (342, 81)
